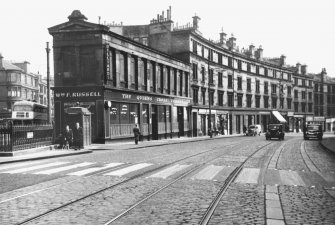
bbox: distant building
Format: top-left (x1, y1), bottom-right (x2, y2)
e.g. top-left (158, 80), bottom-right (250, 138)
top-left (0, 53), bottom-right (54, 120)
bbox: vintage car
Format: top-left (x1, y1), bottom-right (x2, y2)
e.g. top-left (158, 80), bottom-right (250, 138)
top-left (265, 124), bottom-right (285, 140)
top-left (247, 124), bottom-right (262, 136)
top-left (304, 124), bottom-right (323, 140)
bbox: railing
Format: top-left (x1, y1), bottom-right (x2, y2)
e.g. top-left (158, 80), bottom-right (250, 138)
top-left (0, 122), bottom-right (53, 152)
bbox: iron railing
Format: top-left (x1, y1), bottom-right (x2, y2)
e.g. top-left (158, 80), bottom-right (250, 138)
top-left (0, 122), bottom-right (53, 152)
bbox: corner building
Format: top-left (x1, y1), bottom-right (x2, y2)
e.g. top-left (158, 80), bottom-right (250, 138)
top-left (49, 11), bottom-right (191, 143)
top-left (111, 8), bottom-right (296, 135)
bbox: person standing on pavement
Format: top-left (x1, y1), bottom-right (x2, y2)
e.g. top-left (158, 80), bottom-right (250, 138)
top-left (73, 122), bottom-right (83, 150)
top-left (63, 125), bottom-right (73, 149)
top-left (133, 124), bottom-right (140, 145)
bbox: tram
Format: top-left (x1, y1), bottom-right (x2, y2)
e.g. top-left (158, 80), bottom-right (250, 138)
top-left (11, 100), bottom-right (48, 125)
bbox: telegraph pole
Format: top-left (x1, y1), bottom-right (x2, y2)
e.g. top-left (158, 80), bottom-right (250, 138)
top-left (46, 42), bottom-right (51, 124)
top-left (208, 52), bottom-right (212, 138)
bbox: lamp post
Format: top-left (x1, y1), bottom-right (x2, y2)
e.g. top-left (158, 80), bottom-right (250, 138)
top-left (46, 42), bottom-right (51, 124)
top-left (208, 52), bottom-right (212, 138)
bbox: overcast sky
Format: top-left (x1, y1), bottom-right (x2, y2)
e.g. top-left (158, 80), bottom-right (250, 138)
top-left (0, 0), bottom-right (334, 78)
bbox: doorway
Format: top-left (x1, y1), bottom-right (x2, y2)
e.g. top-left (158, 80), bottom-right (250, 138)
top-left (177, 107), bottom-right (184, 137)
top-left (151, 105), bottom-right (158, 140)
top-left (192, 112), bottom-right (197, 137)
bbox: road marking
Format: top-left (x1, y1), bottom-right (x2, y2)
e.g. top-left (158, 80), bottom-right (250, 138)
top-left (279, 170), bottom-right (305, 186)
top-left (2, 162), bottom-right (69, 174)
top-left (191, 165), bottom-right (224, 180)
top-left (103, 163), bottom-right (152, 176)
top-left (67, 163), bottom-right (124, 176)
top-left (0, 161), bottom-right (44, 171)
top-left (34, 162), bottom-right (94, 175)
top-left (235, 168), bottom-right (260, 184)
top-left (148, 164), bottom-right (190, 179)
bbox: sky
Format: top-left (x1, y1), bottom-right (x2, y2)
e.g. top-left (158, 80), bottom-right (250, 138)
top-left (0, 0), bottom-right (334, 78)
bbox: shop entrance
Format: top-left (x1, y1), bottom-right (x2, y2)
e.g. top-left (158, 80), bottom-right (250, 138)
top-left (236, 115), bottom-right (241, 134)
top-left (192, 112), bottom-right (197, 137)
top-left (177, 106), bottom-right (184, 137)
top-left (151, 105), bottom-right (158, 140)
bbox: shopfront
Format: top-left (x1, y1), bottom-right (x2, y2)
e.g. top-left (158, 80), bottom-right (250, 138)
top-left (53, 86), bottom-right (104, 143)
top-left (104, 89), bottom-right (191, 141)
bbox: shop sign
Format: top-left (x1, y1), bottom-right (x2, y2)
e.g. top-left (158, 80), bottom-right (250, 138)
top-left (306, 116), bottom-right (314, 121)
top-left (110, 92), bottom-right (191, 106)
top-left (287, 112), bottom-right (294, 116)
top-left (55, 89), bottom-right (102, 99)
top-left (314, 116), bottom-right (325, 121)
top-left (216, 110), bottom-right (228, 115)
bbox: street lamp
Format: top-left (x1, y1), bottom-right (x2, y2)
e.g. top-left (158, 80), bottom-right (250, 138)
top-left (208, 52), bottom-right (213, 138)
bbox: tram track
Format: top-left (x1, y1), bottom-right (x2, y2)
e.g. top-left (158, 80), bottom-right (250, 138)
top-left (12, 139), bottom-right (260, 225)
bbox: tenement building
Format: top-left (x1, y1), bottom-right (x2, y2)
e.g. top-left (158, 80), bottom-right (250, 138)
top-left (49, 10), bottom-right (191, 143)
top-left (110, 7), bottom-right (320, 135)
top-left (49, 9), bottom-right (335, 142)
top-left (0, 55), bottom-right (52, 119)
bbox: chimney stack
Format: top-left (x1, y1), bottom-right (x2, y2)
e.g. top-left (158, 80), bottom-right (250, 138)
top-left (0, 53), bottom-right (3, 69)
top-left (228, 34), bottom-right (236, 50)
top-left (296, 63), bottom-right (301, 74)
top-left (301, 64), bottom-right (308, 75)
top-left (192, 14), bottom-right (200, 29)
top-left (220, 31), bottom-right (227, 45)
top-left (255, 45), bottom-right (263, 60)
top-left (280, 55), bottom-right (286, 66)
top-left (249, 44), bottom-right (255, 57)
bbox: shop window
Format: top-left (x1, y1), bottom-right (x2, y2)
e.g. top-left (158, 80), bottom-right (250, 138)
top-left (120, 103), bottom-right (129, 124)
top-left (129, 103), bottom-right (139, 124)
top-left (142, 104), bottom-right (149, 123)
top-left (110, 102), bottom-right (120, 124)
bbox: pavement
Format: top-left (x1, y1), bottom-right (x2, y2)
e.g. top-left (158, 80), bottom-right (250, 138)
top-left (0, 132), bottom-right (334, 164)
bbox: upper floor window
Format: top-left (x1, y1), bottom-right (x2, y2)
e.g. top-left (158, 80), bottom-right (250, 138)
top-left (228, 75), bottom-right (233, 89)
top-left (201, 67), bottom-right (205, 82)
top-left (287, 86), bottom-right (292, 96)
top-left (228, 92), bottom-right (234, 107)
top-left (256, 80), bottom-right (260, 93)
top-left (218, 72), bottom-right (223, 87)
top-left (209, 69), bottom-right (214, 84)
top-left (218, 91), bottom-right (224, 106)
top-left (272, 97), bottom-right (277, 109)
top-left (302, 91), bottom-right (306, 99)
top-left (264, 82), bottom-right (268, 94)
top-left (192, 63), bottom-right (198, 80)
top-left (264, 96), bottom-right (269, 108)
top-left (237, 94), bottom-right (243, 107)
top-left (255, 96), bottom-right (260, 108)
top-left (294, 78), bottom-right (298, 86)
top-left (246, 95), bottom-right (252, 108)
top-left (308, 92), bottom-right (312, 100)
top-left (314, 83), bottom-right (319, 92)
top-left (294, 90), bottom-right (298, 99)
top-left (247, 78), bottom-right (251, 92)
top-left (237, 77), bottom-right (242, 90)
top-left (193, 88), bottom-right (199, 104)
top-left (271, 84), bottom-right (277, 94)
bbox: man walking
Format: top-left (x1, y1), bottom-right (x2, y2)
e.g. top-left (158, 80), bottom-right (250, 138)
top-left (73, 122), bottom-right (83, 150)
top-left (133, 124), bottom-right (140, 145)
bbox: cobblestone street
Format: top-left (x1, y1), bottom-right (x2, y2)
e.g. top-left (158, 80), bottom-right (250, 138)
top-left (0, 135), bottom-right (334, 224)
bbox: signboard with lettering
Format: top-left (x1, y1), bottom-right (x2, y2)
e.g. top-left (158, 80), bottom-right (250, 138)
top-left (106, 90), bottom-right (192, 107)
top-left (54, 86), bottom-right (103, 100)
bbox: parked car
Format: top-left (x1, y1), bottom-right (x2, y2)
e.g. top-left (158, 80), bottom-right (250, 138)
top-left (247, 124), bottom-right (262, 136)
top-left (304, 124), bottom-right (323, 140)
top-left (265, 124), bottom-right (285, 140)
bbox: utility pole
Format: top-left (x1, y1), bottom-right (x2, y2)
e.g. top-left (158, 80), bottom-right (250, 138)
top-left (208, 52), bottom-right (212, 138)
top-left (46, 42), bottom-right (51, 124)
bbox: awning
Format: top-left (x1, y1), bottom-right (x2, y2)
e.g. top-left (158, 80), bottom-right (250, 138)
top-left (272, 111), bottom-right (287, 123)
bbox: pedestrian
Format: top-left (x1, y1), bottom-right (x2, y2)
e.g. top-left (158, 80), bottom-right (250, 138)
top-left (73, 122), bottom-right (83, 150)
top-left (133, 124), bottom-right (140, 145)
top-left (63, 125), bottom-right (73, 149)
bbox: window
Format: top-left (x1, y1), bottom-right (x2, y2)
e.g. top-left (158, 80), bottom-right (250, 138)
top-left (256, 80), bottom-right (260, 93)
top-left (314, 83), bottom-right (319, 92)
top-left (202, 88), bottom-right (206, 105)
top-left (192, 63), bottom-right (198, 80)
top-left (218, 91), bottom-right (224, 106)
top-left (294, 102), bottom-right (299, 112)
top-left (302, 79), bottom-right (306, 87)
top-left (255, 96), bottom-right (260, 108)
top-left (308, 92), bottom-right (312, 100)
top-left (302, 91), bottom-right (306, 99)
top-left (287, 86), bottom-right (291, 96)
top-left (301, 103), bottom-right (306, 112)
top-left (246, 95), bottom-right (252, 108)
top-left (287, 99), bottom-right (292, 109)
top-left (192, 40), bottom-right (197, 53)
top-left (279, 85), bottom-right (283, 95)
top-left (209, 91), bottom-right (214, 106)
top-left (201, 67), bottom-right (205, 82)
top-left (294, 90), bottom-right (298, 99)
top-left (179, 71), bottom-right (183, 96)
top-left (184, 72), bottom-right (189, 97)
top-left (264, 96), bottom-right (269, 108)
top-left (309, 80), bottom-right (312, 87)
top-left (294, 78), bottom-right (298, 86)
top-left (271, 84), bottom-right (277, 95)
top-left (228, 75), bottom-right (233, 88)
top-left (142, 37), bottom-right (148, 46)
top-left (247, 78), bottom-right (251, 92)
top-left (228, 92), bottom-right (234, 107)
top-left (209, 69), bottom-right (214, 84)
top-left (237, 77), bottom-right (242, 90)
top-left (129, 57), bottom-right (135, 85)
top-left (280, 98), bottom-right (284, 109)
top-left (218, 72), bottom-right (223, 87)
top-left (272, 97), bottom-right (277, 109)
top-left (193, 87), bottom-right (199, 104)
top-left (264, 82), bottom-right (268, 94)
top-left (237, 94), bottom-right (243, 107)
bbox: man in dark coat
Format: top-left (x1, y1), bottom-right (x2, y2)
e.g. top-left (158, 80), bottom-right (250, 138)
top-left (133, 124), bottom-right (140, 145)
top-left (63, 125), bottom-right (73, 149)
top-left (73, 122), bottom-right (83, 150)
